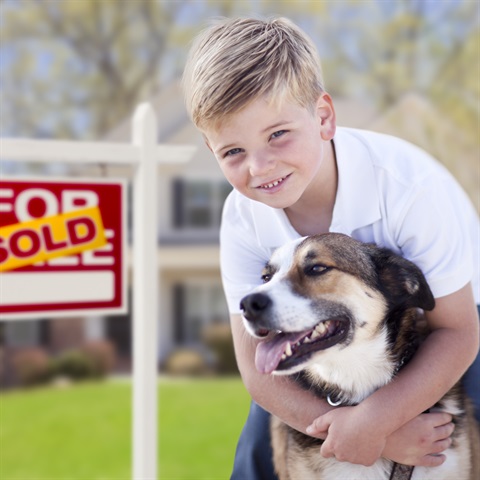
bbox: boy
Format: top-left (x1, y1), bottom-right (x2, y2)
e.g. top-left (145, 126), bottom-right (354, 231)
top-left (183, 17), bottom-right (480, 479)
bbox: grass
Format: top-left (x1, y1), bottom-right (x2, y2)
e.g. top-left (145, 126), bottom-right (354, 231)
top-left (0, 377), bottom-right (251, 480)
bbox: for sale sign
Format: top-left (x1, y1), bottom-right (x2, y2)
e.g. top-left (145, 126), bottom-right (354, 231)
top-left (0, 178), bottom-right (127, 319)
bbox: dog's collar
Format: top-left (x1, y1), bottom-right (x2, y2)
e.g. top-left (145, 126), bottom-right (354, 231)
top-left (393, 355), bottom-right (408, 376)
top-left (324, 350), bottom-right (413, 408)
top-left (327, 395), bottom-right (344, 407)
top-left (324, 390), bottom-right (357, 407)
top-left (393, 346), bottom-right (417, 376)
top-left (299, 349), bottom-right (415, 409)
top-left (389, 462), bottom-right (414, 480)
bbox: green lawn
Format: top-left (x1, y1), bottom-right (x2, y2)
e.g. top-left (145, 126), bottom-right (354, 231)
top-left (0, 377), bottom-right (251, 480)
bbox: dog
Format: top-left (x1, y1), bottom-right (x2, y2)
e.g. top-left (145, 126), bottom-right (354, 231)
top-left (240, 233), bottom-right (479, 480)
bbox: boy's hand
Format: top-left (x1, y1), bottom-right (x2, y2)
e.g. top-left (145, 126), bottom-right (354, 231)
top-left (306, 408), bottom-right (454, 467)
top-left (382, 412), bottom-right (454, 467)
top-left (307, 406), bottom-right (387, 465)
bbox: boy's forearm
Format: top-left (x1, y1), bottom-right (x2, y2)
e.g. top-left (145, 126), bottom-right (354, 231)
top-left (231, 284), bottom-right (479, 439)
top-left (360, 285), bottom-right (479, 438)
top-left (231, 313), bottom-right (333, 434)
top-left (359, 328), bottom-right (474, 439)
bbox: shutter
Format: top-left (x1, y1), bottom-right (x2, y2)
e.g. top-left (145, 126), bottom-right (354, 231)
top-left (172, 178), bottom-right (184, 228)
top-left (173, 284), bottom-right (185, 344)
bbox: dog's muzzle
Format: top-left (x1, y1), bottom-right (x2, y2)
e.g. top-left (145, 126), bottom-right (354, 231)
top-left (240, 292), bottom-right (351, 374)
top-left (240, 292), bottom-right (273, 336)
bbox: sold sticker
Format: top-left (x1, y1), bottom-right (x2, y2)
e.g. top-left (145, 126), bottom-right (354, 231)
top-left (0, 206), bottom-right (107, 272)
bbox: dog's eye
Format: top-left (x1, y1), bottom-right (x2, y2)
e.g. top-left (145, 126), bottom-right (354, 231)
top-left (305, 264), bottom-right (330, 276)
top-left (261, 274), bottom-right (272, 283)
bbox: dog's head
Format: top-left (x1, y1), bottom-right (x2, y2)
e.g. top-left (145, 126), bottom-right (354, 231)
top-left (240, 233), bottom-right (434, 376)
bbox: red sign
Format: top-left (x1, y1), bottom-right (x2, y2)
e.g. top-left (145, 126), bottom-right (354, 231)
top-left (0, 178), bottom-right (126, 318)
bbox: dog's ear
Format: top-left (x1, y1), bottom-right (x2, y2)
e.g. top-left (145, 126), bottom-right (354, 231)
top-left (370, 247), bottom-right (435, 311)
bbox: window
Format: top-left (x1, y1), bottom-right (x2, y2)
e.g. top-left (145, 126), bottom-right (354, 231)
top-left (4, 320), bottom-right (40, 347)
top-left (184, 181), bottom-right (212, 227)
top-left (173, 281), bottom-right (229, 344)
top-left (3, 320), bottom-right (50, 348)
top-left (172, 178), bottom-right (231, 230)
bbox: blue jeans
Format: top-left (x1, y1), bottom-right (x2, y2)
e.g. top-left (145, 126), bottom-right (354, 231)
top-left (231, 401), bottom-right (277, 480)
top-left (463, 305), bottom-right (480, 423)
top-left (231, 306), bottom-right (480, 480)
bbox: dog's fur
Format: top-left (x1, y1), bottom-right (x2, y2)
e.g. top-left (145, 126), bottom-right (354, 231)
top-left (240, 233), bottom-right (480, 480)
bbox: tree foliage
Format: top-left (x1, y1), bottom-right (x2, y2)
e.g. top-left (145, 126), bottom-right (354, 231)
top-left (1, 0), bottom-right (197, 138)
top-left (1, 0), bottom-right (478, 147)
top-left (303, 0), bottom-right (479, 147)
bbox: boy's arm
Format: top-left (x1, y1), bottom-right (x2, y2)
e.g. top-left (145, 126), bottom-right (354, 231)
top-left (308, 283), bottom-right (479, 465)
top-left (230, 312), bottom-right (333, 428)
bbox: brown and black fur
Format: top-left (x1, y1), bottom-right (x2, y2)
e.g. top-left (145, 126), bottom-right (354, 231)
top-left (240, 233), bottom-right (480, 480)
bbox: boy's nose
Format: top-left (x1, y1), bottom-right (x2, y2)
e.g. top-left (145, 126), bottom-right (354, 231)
top-left (248, 151), bottom-right (276, 177)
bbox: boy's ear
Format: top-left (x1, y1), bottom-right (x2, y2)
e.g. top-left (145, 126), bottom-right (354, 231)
top-left (316, 92), bottom-right (336, 141)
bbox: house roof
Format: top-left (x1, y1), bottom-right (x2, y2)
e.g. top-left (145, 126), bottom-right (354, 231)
top-left (105, 79), bottom-right (379, 144)
top-left (105, 81), bottom-right (189, 144)
top-left (104, 84), bottom-right (478, 211)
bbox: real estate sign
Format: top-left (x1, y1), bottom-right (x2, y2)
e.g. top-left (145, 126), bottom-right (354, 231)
top-left (0, 178), bottom-right (127, 318)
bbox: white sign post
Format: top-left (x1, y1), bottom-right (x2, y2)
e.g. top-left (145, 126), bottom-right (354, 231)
top-left (132, 104), bottom-right (159, 480)
top-left (0, 103), bottom-right (196, 480)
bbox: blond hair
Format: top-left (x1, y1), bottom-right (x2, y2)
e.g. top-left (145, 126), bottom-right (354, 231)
top-left (183, 17), bottom-right (325, 130)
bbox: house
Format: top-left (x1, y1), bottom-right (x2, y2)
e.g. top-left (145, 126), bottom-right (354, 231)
top-left (1, 80), bottom-right (231, 376)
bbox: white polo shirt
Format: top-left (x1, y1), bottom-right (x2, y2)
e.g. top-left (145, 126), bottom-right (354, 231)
top-left (220, 127), bottom-right (480, 313)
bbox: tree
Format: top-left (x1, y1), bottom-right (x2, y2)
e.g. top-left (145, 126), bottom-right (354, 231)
top-left (1, 0), bottom-right (477, 148)
top-left (0, 0), bottom-right (196, 139)
top-left (0, 0), bottom-right (327, 139)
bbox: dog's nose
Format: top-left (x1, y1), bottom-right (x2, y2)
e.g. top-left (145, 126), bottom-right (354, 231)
top-left (240, 292), bottom-right (272, 321)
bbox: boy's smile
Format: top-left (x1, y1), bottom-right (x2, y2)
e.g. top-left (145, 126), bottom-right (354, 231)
top-left (202, 94), bottom-right (337, 218)
top-left (257, 174), bottom-right (289, 190)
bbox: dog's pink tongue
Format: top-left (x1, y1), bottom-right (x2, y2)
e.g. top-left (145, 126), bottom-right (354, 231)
top-left (255, 332), bottom-right (305, 374)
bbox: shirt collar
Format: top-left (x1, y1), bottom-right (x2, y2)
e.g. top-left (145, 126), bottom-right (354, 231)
top-left (251, 202), bottom-right (296, 248)
top-left (252, 127), bottom-right (382, 246)
top-left (330, 127), bottom-right (381, 235)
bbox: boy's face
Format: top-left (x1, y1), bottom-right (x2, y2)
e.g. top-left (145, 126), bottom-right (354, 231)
top-left (202, 93), bottom-right (336, 210)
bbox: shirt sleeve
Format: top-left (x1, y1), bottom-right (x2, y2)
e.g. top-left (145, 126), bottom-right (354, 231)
top-left (219, 195), bottom-right (272, 314)
top-left (394, 173), bottom-right (476, 299)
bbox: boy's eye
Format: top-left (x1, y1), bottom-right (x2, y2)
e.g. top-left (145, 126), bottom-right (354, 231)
top-left (270, 130), bottom-right (287, 139)
top-left (224, 147), bottom-right (243, 157)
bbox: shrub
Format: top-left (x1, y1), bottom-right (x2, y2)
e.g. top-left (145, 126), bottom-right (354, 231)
top-left (80, 340), bottom-right (117, 378)
top-left (202, 323), bottom-right (239, 375)
top-left (53, 350), bottom-right (97, 381)
top-left (11, 348), bottom-right (52, 386)
top-left (163, 348), bottom-right (212, 377)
